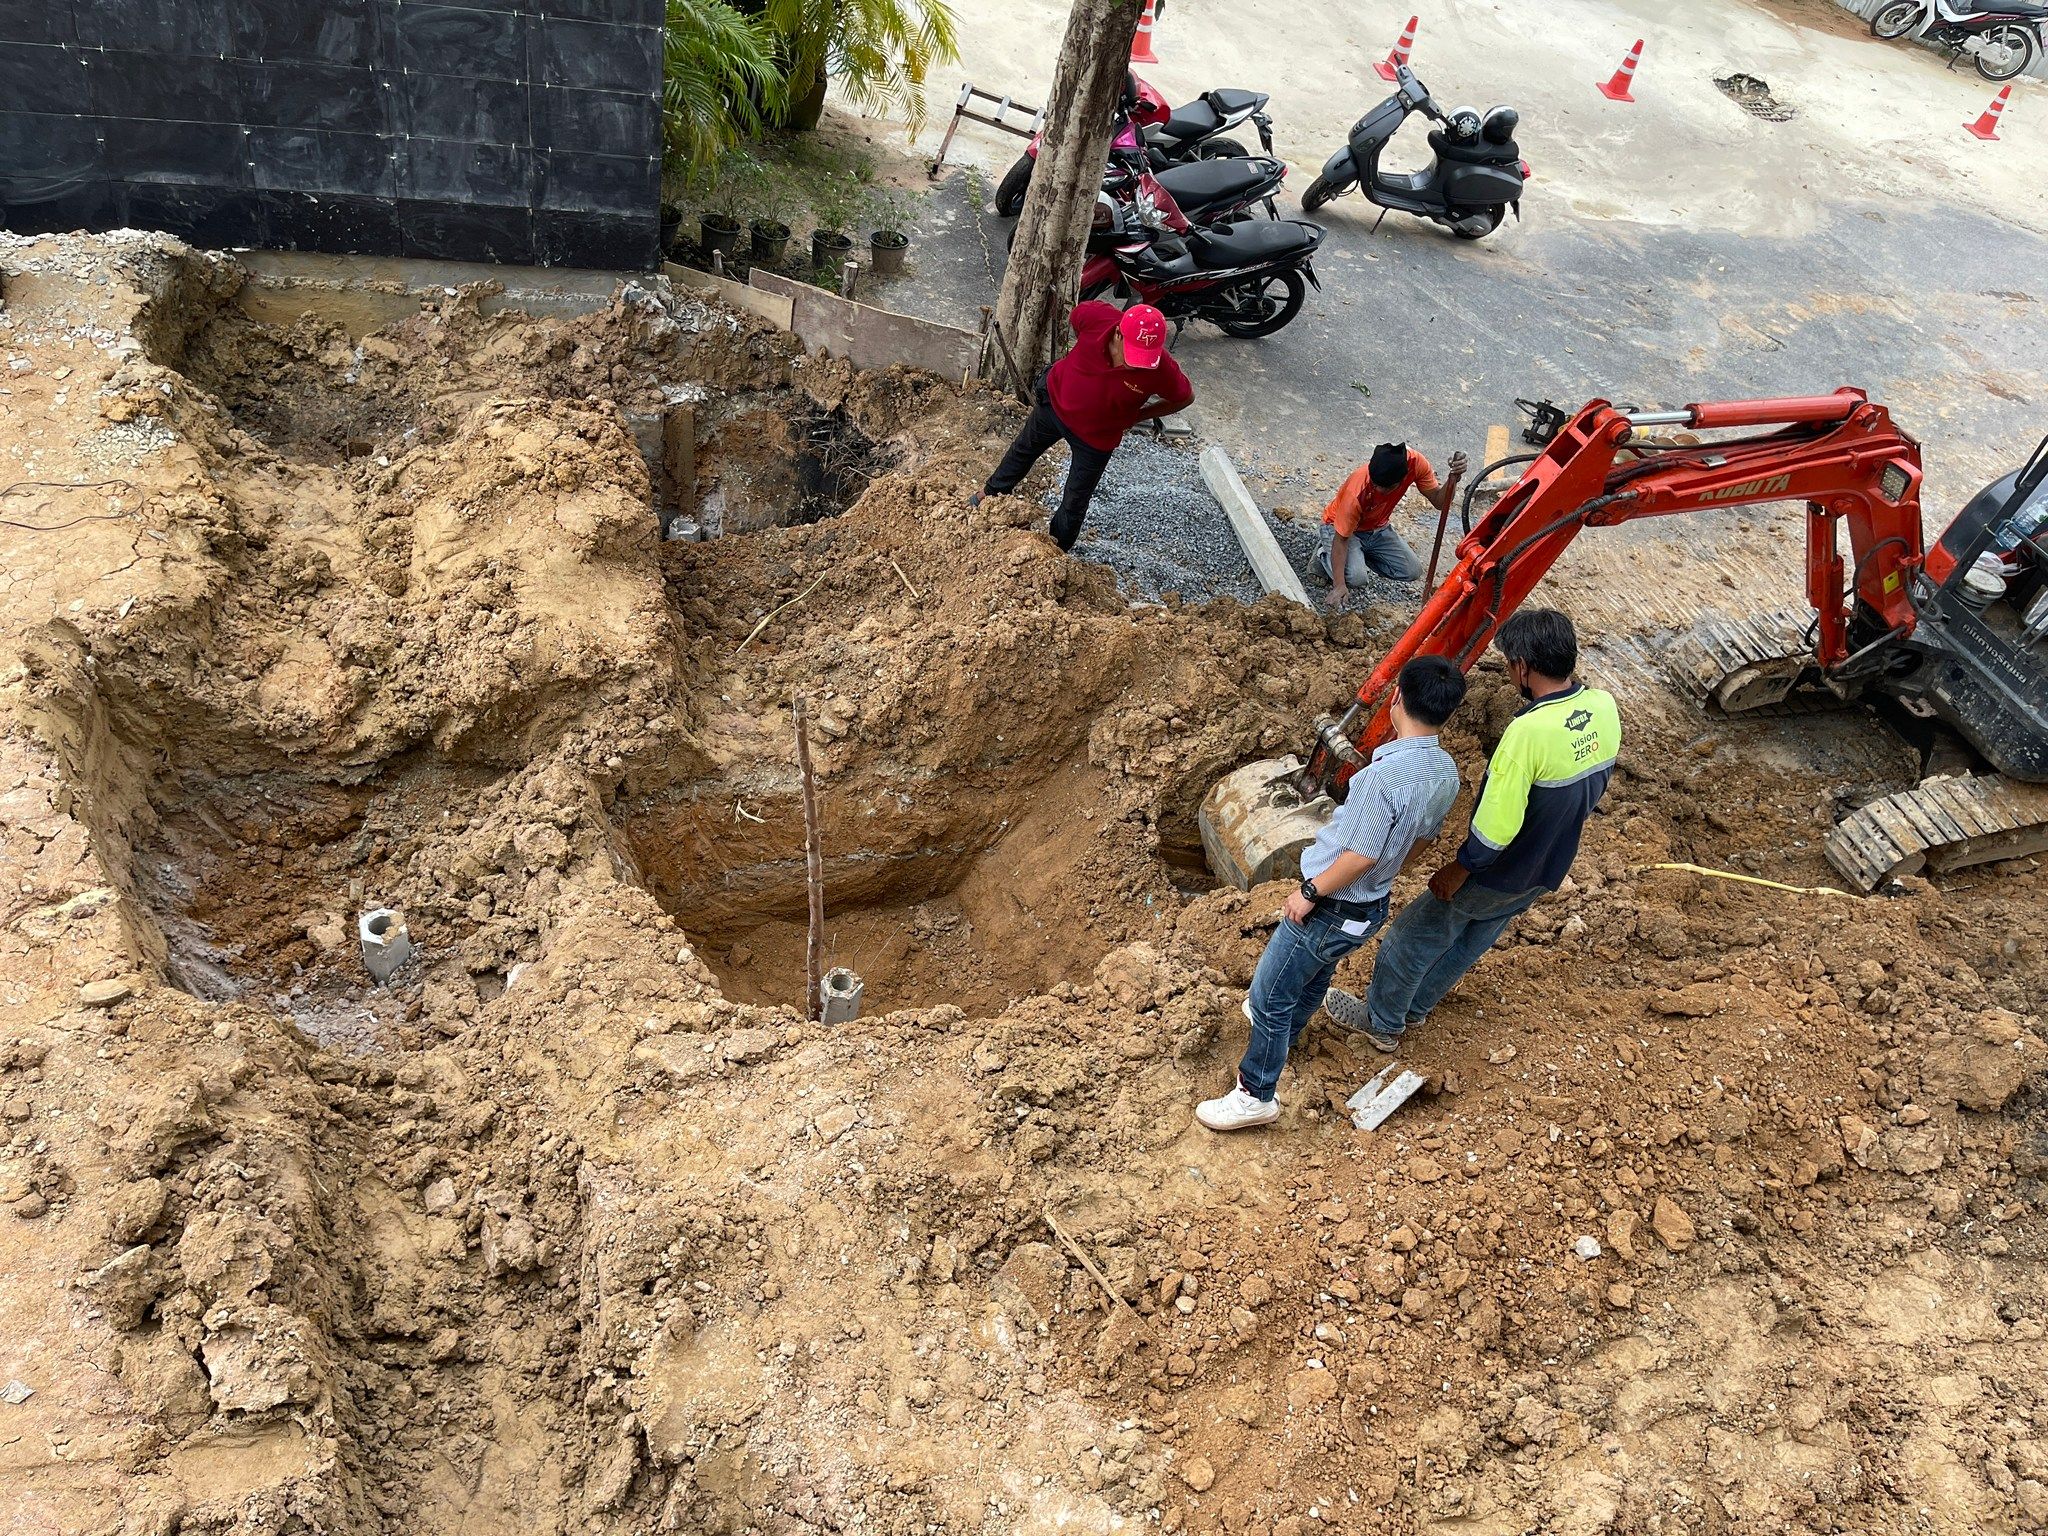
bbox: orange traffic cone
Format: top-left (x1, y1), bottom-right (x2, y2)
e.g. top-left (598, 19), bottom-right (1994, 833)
top-left (1374, 15), bottom-right (1419, 82)
top-left (1597, 38), bottom-right (1644, 102)
top-left (1130, 0), bottom-right (1159, 65)
top-left (1965, 84), bottom-right (2011, 140)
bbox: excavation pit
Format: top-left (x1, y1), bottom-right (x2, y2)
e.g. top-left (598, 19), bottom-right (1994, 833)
top-left (134, 767), bottom-right (498, 1052)
top-left (693, 398), bottom-right (893, 536)
top-left (617, 761), bottom-right (1139, 1019)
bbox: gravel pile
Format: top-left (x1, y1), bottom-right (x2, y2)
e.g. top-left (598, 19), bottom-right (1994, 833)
top-left (1039, 432), bottom-right (1418, 610)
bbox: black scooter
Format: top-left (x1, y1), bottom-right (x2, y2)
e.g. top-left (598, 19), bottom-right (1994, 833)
top-left (1300, 65), bottom-right (1527, 241)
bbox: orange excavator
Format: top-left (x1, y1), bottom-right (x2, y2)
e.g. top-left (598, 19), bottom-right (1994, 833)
top-left (1200, 389), bottom-right (2048, 893)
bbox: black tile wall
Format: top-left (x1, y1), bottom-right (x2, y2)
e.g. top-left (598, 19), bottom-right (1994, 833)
top-left (0, 0), bottom-right (75, 46)
top-left (1, 0), bottom-right (660, 269)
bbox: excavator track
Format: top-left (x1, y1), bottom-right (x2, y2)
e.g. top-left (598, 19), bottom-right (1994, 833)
top-left (1825, 774), bottom-right (2048, 892)
top-left (1666, 605), bottom-right (1833, 716)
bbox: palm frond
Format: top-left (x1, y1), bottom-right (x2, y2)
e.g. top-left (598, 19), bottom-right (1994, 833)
top-left (663, 0), bottom-right (788, 170)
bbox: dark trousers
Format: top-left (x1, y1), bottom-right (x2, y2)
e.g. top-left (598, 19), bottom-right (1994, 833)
top-left (983, 391), bottom-right (1116, 551)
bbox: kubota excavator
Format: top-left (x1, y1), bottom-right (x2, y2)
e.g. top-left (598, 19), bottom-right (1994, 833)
top-left (1200, 389), bottom-right (2048, 893)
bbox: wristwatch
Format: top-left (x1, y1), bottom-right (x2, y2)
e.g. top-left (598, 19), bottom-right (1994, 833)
top-left (1299, 877), bottom-right (1322, 907)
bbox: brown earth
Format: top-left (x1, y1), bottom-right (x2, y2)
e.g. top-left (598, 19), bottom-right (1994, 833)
top-left (1, 232), bottom-right (2045, 1536)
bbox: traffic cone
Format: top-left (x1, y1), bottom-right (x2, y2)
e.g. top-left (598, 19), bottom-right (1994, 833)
top-left (1597, 39), bottom-right (1644, 102)
top-left (1374, 16), bottom-right (1419, 82)
top-left (1130, 0), bottom-right (1159, 65)
top-left (1965, 85), bottom-right (2011, 140)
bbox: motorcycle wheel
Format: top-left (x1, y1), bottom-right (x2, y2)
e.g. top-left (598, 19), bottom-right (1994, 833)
top-left (1194, 137), bottom-right (1249, 160)
top-left (1452, 206), bottom-right (1505, 240)
top-left (994, 154), bottom-right (1032, 217)
top-left (1974, 22), bottom-right (2037, 79)
top-left (1870, 1), bottom-right (1922, 40)
top-left (1213, 270), bottom-right (1306, 338)
top-left (1300, 175), bottom-right (1342, 214)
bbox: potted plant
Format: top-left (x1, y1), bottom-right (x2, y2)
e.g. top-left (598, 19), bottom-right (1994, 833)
top-left (699, 200), bottom-right (743, 259)
top-left (749, 173), bottom-right (793, 268)
top-left (697, 147), bottom-right (756, 259)
top-left (810, 173), bottom-right (858, 272)
top-left (867, 187), bottom-right (913, 279)
top-left (659, 198), bottom-right (684, 256)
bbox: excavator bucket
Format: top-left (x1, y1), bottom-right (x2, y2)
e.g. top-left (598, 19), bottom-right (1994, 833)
top-left (1199, 755), bottom-right (1335, 890)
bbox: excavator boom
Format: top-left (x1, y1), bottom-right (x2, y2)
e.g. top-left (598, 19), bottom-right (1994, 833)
top-left (1198, 389), bottom-right (2048, 893)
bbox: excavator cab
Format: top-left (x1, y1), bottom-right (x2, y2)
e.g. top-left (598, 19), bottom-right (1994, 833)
top-left (1879, 447), bottom-right (2048, 784)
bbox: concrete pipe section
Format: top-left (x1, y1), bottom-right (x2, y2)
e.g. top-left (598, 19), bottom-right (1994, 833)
top-left (359, 908), bottom-right (414, 986)
top-left (819, 967), bottom-right (864, 1025)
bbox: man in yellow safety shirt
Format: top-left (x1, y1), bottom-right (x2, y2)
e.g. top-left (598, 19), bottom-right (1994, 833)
top-left (1328, 608), bottom-right (1620, 1051)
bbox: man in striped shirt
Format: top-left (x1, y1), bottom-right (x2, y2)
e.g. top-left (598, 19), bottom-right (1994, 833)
top-left (1337, 609), bottom-right (1620, 1051)
top-left (1198, 657), bottom-right (1468, 1132)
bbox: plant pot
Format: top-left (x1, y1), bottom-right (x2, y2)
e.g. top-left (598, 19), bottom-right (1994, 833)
top-left (659, 201), bottom-right (683, 256)
top-left (750, 219), bottom-right (791, 267)
top-left (868, 228), bottom-right (909, 278)
top-left (811, 228), bottom-right (854, 270)
top-left (699, 212), bottom-right (742, 258)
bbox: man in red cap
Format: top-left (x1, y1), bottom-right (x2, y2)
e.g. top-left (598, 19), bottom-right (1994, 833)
top-left (975, 301), bottom-right (1193, 550)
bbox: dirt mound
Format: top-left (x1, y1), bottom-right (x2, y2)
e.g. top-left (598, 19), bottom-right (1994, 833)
top-left (3, 232), bottom-right (2046, 1536)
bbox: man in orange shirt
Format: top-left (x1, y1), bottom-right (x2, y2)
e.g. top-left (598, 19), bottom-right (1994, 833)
top-left (1317, 441), bottom-right (1469, 604)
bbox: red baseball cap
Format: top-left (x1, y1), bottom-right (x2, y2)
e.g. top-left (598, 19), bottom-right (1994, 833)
top-left (1118, 304), bottom-right (1168, 368)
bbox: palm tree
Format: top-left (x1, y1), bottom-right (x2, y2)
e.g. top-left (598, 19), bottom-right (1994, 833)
top-left (754, 0), bottom-right (961, 133)
top-left (663, 0), bottom-right (787, 171)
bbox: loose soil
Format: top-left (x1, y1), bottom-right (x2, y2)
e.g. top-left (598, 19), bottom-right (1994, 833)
top-left (2, 232), bottom-right (2046, 1536)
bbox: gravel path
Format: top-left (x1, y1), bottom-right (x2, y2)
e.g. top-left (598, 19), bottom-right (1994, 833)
top-left (1038, 431), bottom-right (1418, 610)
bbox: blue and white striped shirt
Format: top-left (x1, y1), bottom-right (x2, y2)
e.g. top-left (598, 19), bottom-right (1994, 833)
top-left (1302, 734), bottom-right (1461, 905)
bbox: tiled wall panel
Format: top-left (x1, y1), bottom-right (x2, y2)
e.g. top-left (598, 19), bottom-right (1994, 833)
top-left (0, 0), bottom-right (662, 269)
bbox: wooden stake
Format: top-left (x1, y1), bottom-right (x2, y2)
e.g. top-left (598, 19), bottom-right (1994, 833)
top-left (793, 696), bottom-right (825, 1022)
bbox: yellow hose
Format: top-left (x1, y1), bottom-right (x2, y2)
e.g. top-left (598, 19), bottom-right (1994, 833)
top-left (1643, 862), bottom-right (1852, 898)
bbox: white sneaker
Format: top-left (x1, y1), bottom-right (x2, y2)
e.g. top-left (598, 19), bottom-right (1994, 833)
top-left (1197, 1085), bottom-right (1280, 1132)
top-left (1241, 997), bottom-right (1254, 1025)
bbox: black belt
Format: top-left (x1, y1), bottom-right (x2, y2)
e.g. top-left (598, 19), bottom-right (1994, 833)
top-left (1316, 894), bottom-right (1387, 924)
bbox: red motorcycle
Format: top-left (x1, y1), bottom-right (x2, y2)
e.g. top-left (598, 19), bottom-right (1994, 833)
top-left (994, 73), bottom-right (1277, 216)
top-left (1077, 149), bottom-right (1324, 339)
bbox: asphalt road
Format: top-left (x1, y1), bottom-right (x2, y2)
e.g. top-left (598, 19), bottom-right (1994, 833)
top-left (881, 171), bottom-right (2048, 530)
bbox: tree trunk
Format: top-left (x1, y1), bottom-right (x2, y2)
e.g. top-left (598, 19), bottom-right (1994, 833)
top-left (991, 0), bottom-right (1143, 391)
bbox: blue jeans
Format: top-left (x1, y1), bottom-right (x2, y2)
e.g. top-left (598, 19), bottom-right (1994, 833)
top-left (1365, 881), bottom-right (1544, 1039)
top-left (1238, 899), bottom-right (1386, 1100)
top-left (1317, 522), bottom-right (1424, 584)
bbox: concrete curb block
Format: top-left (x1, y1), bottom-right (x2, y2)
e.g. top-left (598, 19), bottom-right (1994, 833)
top-left (1199, 446), bottom-right (1312, 608)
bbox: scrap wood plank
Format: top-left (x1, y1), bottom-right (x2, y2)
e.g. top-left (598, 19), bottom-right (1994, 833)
top-left (1199, 445), bottom-right (1311, 607)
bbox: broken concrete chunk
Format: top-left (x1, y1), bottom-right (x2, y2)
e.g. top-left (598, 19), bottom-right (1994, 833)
top-left (717, 1027), bottom-right (778, 1064)
top-left (485, 1216), bottom-right (540, 1277)
top-left (990, 1241), bottom-right (1067, 1330)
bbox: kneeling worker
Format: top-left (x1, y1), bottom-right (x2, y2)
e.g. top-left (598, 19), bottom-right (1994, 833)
top-left (1319, 441), bottom-right (1469, 604)
top-left (973, 302), bottom-right (1192, 551)
top-left (1197, 656), bottom-right (1468, 1132)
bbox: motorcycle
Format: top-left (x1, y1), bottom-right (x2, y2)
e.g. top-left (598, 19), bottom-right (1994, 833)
top-left (1869, 0), bottom-right (2043, 81)
top-left (1076, 150), bottom-right (1324, 339)
top-left (1007, 118), bottom-right (1287, 252)
top-left (1300, 65), bottom-right (1528, 242)
top-left (994, 73), bottom-right (1275, 217)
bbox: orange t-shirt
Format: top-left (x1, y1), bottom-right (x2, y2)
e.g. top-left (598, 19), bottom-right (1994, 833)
top-left (1321, 450), bottom-right (1439, 537)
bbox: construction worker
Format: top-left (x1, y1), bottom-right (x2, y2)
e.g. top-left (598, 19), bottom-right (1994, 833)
top-left (973, 302), bottom-right (1192, 551)
top-left (1318, 442), bottom-right (1470, 603)
top-left (1197, 656), bottom-right (1468, 1132)
top-left (1331, 609), bottom-right (1620, 1051)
